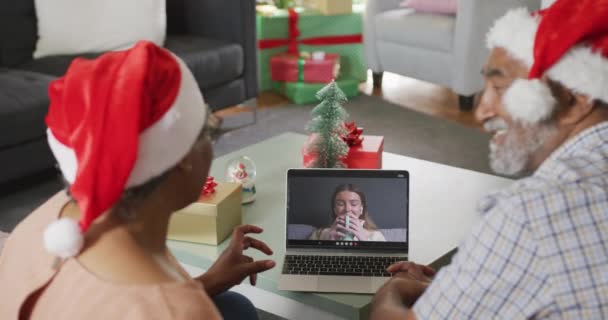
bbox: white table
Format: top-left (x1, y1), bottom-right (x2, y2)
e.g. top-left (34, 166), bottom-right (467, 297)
top-left (170, 132), bottom-right (513, 320)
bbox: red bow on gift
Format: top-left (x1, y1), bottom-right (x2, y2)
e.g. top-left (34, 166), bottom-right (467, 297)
top-left (342, 122), bottom-right (364, 147)
top-left (258, 8), bottom-right (363, 54)
top-left (200, 176), bottom-right (218, 198)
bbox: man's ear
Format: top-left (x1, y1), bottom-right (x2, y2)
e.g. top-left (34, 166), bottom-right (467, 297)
top-left (557, 92), bottom-right (594, 126)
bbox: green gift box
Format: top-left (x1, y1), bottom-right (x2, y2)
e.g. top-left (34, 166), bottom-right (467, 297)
top-left (272, 78), bottom-right (359, 105)
top-left (257, 7), bottom-right (366, 91)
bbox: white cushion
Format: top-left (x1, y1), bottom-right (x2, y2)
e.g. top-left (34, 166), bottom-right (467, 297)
top-left (34, 0), bottom-right (166, 59)
top-left (374, 8), bottom-right (455, 53)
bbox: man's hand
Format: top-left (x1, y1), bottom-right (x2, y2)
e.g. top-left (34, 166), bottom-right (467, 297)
top-left (387, 261), bottom-right (436, 281)
top-left (198, 225), bottom-right (275, 296)
top-left (378, 261), bottom-right (434, 307)
top-left (370, 262), bottom-right (435, 320)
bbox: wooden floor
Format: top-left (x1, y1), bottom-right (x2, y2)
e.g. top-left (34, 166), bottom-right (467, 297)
top-left (215, 71), bottom-right (483, 131)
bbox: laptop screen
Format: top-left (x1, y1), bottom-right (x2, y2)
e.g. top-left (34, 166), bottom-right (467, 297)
top-left (286, 169), bottom-right (409, 251)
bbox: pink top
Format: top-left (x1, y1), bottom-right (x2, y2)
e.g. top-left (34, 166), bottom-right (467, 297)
top-left (0, 192), bottom-right (221, 320)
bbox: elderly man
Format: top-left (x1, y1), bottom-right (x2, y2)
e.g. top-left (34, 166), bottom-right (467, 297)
top-left (371, 0), bottom-right (608, 318)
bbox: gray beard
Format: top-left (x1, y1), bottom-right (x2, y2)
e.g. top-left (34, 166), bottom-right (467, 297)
top-left (489, 124), bottom-right (557, 177)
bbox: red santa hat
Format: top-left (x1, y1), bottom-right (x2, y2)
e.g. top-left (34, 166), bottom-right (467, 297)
top-left (485, 0), bottom-right (608, 123)
top-left (43, 41), bottom-right (207, 258)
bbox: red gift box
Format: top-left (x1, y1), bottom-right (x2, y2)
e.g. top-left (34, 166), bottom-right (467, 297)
top-left (343, 135), bottom-right (384, 169)
top-left (302, 134), bottom-right (384, 169)
top-left (270, 52), bottom-right (340, 83)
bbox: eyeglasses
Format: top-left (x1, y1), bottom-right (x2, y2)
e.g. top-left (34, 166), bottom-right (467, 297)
top-left (200, 112), bottom-right (224, 144)
top-left (201, 125), bottom-right (221, 145)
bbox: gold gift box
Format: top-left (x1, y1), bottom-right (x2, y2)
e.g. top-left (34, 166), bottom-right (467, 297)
top-left (305, 0), bottom-right (353, 15)
top-left (168, 182), bottom-right (242, 245)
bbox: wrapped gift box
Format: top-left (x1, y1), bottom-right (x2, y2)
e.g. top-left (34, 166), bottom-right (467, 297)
top-left (344, 135), bottom-right (384, 169)
top-left (302, 134), bottom-right (384, 169)
top-left (257, 7), bottom-right (366, 91)
top-left (270, 52), bottom-right (340, 83)
top-left (168, 182), bottom-right (242, 245)
top-left (272, 77), bottom-right (359, 105)
top-left (305, 0), bottom-right (353, 15)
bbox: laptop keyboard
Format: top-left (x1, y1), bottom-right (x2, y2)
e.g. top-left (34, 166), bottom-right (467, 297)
top-left (282, 255), bottom-right (404, 277)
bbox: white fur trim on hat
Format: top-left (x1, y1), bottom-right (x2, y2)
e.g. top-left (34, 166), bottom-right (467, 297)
top-left (486, 7), bottom-right (539, 67)
top-left (503, 79), bottom-right (556, 124)
top-left (47, 130), bottom-right (77, 183)
top-left (47, 56), bottom-right (208, 188)
top-left (488, 8), bottom-right (608, 105)
top-left (43, 217), bottom-right (84, 258)
top-left (547, 46), bottom-right (608, 104)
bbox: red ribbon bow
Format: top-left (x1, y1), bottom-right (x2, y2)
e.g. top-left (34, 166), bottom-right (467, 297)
top-left (200, 176), bottom-right (218, 198)
top-left (342, 122), bottom-right (364, 147)
top-left (258, 8), bottom-right (363, 54)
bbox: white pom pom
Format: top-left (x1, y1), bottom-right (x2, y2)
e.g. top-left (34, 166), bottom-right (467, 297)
top-left (503, 79), bottom-right (556, 124)
top-left (43, 218), bottom-right (84, 258)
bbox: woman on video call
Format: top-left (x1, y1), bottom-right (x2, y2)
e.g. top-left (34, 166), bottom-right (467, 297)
top-left (309, 184), bottom-right (386, 241)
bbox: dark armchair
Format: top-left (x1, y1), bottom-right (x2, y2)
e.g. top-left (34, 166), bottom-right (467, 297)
top-left (166, 0), bottom-right (258, 111)
top-left (0, 0), bottom-right (258, 185)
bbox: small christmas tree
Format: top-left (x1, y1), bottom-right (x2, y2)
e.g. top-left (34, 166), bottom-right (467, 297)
top-left (305, 80), bottom-right (349, 168)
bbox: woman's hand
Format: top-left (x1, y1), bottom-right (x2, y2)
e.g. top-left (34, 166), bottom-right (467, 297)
top-left (198, 225), bottom-right (275, 296)
top-left (329, 213), bottom-right (369, 241)
top-left (343, 212), bottom-right (369, 241)
top-left (328, 216), bottom-right (347, 240)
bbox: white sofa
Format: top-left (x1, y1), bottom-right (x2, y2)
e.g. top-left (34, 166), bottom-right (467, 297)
top-left (364, 0), bottom-right (541, 110)
top-left (540, 0), bottom-right (556, 9)
top-left (542, 0), bottom-right (556, 8)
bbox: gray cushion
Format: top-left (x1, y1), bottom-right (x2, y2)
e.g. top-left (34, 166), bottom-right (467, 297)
top-left (378, 228), bottom-right (407, 242)
top-left (203, 78), bottom-right (246, 111)
top-left (287, 224), bottom-right (317, 240)
top-left (165, 35), bottom-right (244, 90)
top-left (16, 53), bottom-right (102, 77)
top-left (374, 8), bottom-right (455, 53)
top-left (0, 69), bottom-right (53, 148)
top-left (16, 35), bottom-right (245, 91)
top-left (0, 138), bottom-right (56, 184)
top-left (0, 0), bottom-right (38, 67)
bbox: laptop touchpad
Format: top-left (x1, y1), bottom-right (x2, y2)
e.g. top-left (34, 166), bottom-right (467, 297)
top-left (317, 276), bottom-right (373, 293)
top-left (280, 275), bottom-right (319, 291)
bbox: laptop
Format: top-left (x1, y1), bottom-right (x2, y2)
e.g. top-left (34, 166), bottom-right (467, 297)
top-left (278, 169), bottom-right (409, 294)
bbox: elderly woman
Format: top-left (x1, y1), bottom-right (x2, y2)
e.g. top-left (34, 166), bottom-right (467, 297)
top-left (0, 41), bottom-right (274, 319)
